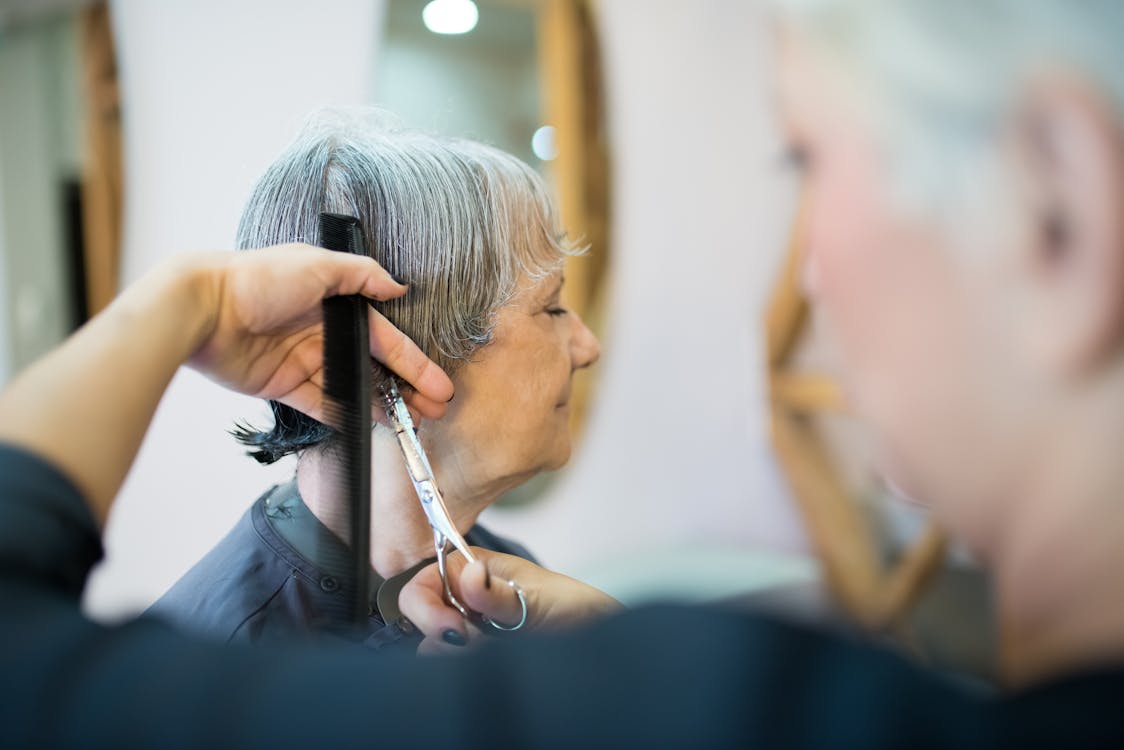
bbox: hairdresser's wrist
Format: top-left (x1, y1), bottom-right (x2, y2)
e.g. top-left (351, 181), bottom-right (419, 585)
top-left (173, 252), bottom-right (231, 360)
top-left (108, 252), bottom-right (230, 367)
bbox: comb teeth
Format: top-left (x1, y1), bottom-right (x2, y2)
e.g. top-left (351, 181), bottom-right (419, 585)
top-left (320, 212), bottom-right (399, 401)
top-left (320, 212), bottom-right (367, 404)
top-left (319, 211), bottom-right (372, 629)
top-left (319, 212), bottom-right (363, 254)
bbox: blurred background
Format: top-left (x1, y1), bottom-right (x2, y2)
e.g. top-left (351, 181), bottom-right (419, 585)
top-left (0, 0), bottom-right (991, 678)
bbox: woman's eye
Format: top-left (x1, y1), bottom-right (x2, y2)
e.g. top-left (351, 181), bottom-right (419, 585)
top-left (547, 307), bottom-right (568, 317)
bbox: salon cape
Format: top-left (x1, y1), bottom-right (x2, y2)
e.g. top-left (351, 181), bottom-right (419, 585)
top-left (2, 443), bottom-right (1123, 748)
top-left (148, 480), bottom-right (535, 649)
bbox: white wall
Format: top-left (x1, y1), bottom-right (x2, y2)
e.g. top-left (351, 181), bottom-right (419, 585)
top-left (480, 0), bottom-right (811, 596)
top-left (84, 0), bottom-right (385, 618)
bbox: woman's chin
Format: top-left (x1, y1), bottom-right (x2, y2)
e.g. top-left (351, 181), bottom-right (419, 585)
top-left (543, 434), bottom-right (573, 471)
top-left (546, 446), bottom-right (571, 471)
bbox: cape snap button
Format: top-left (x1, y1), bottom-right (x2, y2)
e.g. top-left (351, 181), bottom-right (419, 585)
top-left (320, 576), bottom-right (339, 593)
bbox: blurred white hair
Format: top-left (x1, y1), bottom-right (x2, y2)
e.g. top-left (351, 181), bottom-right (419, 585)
top-left (769, 0), bottom-right (1124, 214)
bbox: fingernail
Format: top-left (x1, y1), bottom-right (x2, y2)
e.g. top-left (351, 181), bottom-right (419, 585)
top-left (391, 273), bottom-right (408, 286)
top-left (484, 568), bottom-right (492, 590)
top-left (442, 629), bottom-right (466, 647)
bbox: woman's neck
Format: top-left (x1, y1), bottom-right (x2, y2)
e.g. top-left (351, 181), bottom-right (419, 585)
top-left (296, 430), bottom-right (493, 579)
top-left (990, 421), bottom-right (1124, 687)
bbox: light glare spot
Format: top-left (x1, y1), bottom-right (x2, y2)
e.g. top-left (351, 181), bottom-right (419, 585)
top-left (422, 0), bottom-right (479, 35)
top-left (531, 125), bottom-right (558, 161)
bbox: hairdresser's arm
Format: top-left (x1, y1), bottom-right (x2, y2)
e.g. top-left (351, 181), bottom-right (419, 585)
top-left (400, 548), bottom-right (622, 653)
top-left (0, 257), bottom-right (991, 748)
top-left (0, 244), bottom-right (453, 526)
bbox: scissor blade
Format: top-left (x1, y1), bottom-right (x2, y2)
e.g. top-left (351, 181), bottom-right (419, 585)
top-left (382, 387), bottom-right (476, 564)
top-left (414, 478), bottom-right (475, 563)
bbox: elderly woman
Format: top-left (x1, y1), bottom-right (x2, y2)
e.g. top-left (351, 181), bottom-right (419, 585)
top-left (149, 114), bottom-right (610, 647)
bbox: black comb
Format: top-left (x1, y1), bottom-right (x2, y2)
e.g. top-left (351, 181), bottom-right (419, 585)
top-left (318, 212), bottom-right (372, 629)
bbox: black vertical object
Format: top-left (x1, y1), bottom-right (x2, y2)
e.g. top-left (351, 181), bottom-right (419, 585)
top-left (61, 177), bottom-right (89, 330)
top-left (318, 213), bottom-right (372, 629)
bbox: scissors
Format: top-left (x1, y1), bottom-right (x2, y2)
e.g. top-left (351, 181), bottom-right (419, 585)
top-left (381, 380), bottom-right (527, 633)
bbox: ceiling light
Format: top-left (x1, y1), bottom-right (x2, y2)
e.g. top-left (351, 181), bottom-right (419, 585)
top-left (422, 0), bottom-right (479, 35)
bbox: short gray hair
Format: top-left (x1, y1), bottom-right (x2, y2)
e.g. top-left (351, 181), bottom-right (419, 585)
top-left (234, 110), bottom-right (577, 462)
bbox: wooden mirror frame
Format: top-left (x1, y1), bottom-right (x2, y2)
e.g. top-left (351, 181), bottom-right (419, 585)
top-left (79, 0), bottom-right (123, 319)
top-left (537, 0), bottom-right (610, 440)
top-left (765, 203), bottom-right (947, 630)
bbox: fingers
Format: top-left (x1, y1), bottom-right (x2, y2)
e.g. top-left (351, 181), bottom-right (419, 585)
top-left (401, 389), bottom-right (449, 421)
top-left (460, 560), bottom-right (525, 628)
top-left (276, 381), bottom-right (326, 425)
top-left (416, 625), bottom-right (484, 657)
top-left (193, 245), bottom-right (456, 418)
top-left (398, 562), bottom-right (477, 654)
top-left (368, 308), bottom-right (455, 408)
top-left (397, 549), bottom-right (616, 652)
top-left (306, 245), bottom-right (410, 303)
top-left (266, 247), bottom-right (456, 413)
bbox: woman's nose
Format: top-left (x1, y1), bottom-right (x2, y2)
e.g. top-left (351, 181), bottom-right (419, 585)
top-left (570, 311), bottom-right (600, 370)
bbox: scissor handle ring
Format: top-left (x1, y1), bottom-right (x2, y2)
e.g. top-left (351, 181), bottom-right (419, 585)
top-left (482, 579), bottom-right (528, 632)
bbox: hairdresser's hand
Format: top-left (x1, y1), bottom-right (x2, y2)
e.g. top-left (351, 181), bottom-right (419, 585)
top-left (0, 242), bottom-right (452, 526)
top-left (185, 244), bottom-right (454, 421)
top-left (399, 548), bottom-right (622, 655)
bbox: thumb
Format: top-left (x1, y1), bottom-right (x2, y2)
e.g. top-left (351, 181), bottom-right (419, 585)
top-left (460, 559), bottom-right (526, 629)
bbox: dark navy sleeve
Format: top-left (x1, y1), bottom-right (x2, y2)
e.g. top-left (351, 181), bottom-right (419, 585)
top-left (0, 443), bottom-right (102, 597)
top-left (0, 442), bottom-right (1103, 749)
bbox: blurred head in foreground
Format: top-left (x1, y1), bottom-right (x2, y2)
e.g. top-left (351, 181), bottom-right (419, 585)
top-left (772, 0), bottom-right (1124, 680)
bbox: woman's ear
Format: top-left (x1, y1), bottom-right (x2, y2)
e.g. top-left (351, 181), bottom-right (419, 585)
top-left (1015, 78), bottom-right (1124, 377)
